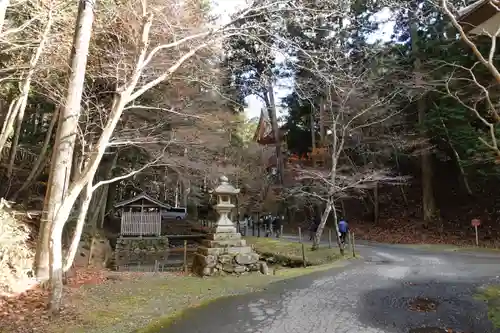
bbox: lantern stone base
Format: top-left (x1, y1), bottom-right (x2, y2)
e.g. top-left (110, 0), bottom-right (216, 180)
top-left (192, 231), bottom-right (267, 276)
top-left (211, 225), bottom-right (238, 234)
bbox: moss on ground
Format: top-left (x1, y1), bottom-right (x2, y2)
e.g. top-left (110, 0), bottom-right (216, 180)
top-left (403, 243), bottom-right (500, 254)
top-left (245, 236), bottom-right (345, 266)
top-left (455, 246), bottom-right (500, 253)
top-left (475, 285), bottom-right (500, 328)
top-left (48, 261), bottom-right (348, 333)
top-left (403, 244), bottom-right (461, 251)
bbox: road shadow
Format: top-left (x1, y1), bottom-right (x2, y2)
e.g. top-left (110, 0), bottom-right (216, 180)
top-left (358, 277), bottom-right (500, 333)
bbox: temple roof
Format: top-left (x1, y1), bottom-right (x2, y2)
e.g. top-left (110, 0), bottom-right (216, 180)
top-left (457, 0), bottom-right (500, 35)
top-left (253, 109), bottom-right (287, 145)
top-left (114, 193), bottom-right (171, 209)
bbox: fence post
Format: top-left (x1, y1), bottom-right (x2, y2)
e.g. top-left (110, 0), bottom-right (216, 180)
top-left (280, 225), bottom-right (284, 238)
top-left (301, 243), bottom-right (307, 267)
top-left (298, 227), bottom-right (302, 243)
top-left (351, 232), bottom-right (356, 257)
top-left (183, 240), bottom-right (188, 273)
top-left (328, 228), bottom-right (332, 249)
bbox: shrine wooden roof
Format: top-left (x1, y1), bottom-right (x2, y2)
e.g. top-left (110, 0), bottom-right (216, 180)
top-left (457, 0), bottom-right (500, 35)
top-left (114, 193), bottom-right (171, 209)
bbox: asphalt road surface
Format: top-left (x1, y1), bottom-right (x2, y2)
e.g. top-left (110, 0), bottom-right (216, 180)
top-left (161, 241), bottom-right (500, 333)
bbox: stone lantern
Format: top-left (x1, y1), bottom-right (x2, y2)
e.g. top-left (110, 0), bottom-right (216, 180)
top-left (192, 175), bottom-right (263, 276)
top-left (212, 175), bottom-right (240, 233)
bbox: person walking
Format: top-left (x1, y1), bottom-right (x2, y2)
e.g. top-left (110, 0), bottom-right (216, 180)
top-left (265, 214), bottom-right (273, 237)
top-left (273, 215), bottom-right (282, 238)
top-left (309, 215), bottom-right (320, 241)
top-left (338, 218), bottom-right (349, 245)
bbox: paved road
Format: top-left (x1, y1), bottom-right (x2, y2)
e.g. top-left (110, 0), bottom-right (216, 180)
top-left (161, 242), bottom-right (500, 333)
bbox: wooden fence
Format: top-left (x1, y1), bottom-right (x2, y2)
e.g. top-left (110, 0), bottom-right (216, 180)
top-left (121, 212), bottom-right (161, 236)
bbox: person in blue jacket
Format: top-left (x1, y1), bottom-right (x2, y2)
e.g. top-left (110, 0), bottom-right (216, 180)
top-left (338, 218), bottom-right (349, 244)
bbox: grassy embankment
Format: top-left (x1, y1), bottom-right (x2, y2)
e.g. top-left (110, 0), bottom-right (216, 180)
top-left (47, 237), bottom-right (349, 333)
top-left (475, 285), bottom-right (500, 328)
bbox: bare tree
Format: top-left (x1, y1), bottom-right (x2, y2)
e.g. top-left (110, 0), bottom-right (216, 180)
top-left (45, 0), bottom-right (249, 311)
top-left (441, 0), bottom-right (500, 156)
top-left (35, 0), bottom-right (97, 281)
top-left (289, 64), bottom-right (405, 251)
top-left (0, 2), bottom-right (55, 167)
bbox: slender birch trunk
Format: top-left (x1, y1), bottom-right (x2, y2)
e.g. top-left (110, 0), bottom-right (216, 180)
top-left (62, 183), bottom-right (92, 272)
top-left (1, 9), bottom-right (53, 169)
top-left (11, 106), bottom-right (60, 201)
top-left (36, 0), bottom-right (96, 281)
top-left (49, 3), bottom-right (204, 311)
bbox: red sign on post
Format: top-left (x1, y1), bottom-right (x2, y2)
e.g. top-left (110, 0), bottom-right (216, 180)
top-left (472, 218), bottom-right (481, 246)
top-left (471, 219), bottom-right (481, 227)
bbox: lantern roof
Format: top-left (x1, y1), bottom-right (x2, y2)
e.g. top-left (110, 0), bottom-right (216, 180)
top-left (213, 175), bottom-right (240, 195)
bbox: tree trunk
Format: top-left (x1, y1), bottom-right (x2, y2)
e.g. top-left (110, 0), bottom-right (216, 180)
top-left (36, 0), bottom-right (96, 281)
top-left (313, 202), bottom-right (331, 249)
top-left (0, 100), bottom-right (17, 157)
top-left (265, 79), bottom-right (284, 186)
top-left (313, 199), bottom-right (344, 255)
top-left (440, 116), bottom-right (472, 195)
top-left (182, 179), bottom-right (189, 207)
top-left (32, 105), bottom-right (41, 135)
top-left (88, 187), bottom-right (105, 229)
top-left (98, 185), bottom-right (108, 229)
top-left (393, 149), bottom-right (409, 205)
top-left (310, 112), bottom-right (316, 150)
top-left (87, 152), bottom-right (118, 230)
top-left (411, 16), bottom-right (436, 223)
top-left (62, 183), bottom-right (92, 272)
top-left (105, 181), bottom-right (117, 216)
top-left (48, 195), bottom-right (76, 313)
top-left (330, 200), bottom-right (343, 255)
top-left (373, 182), bottom-right (379, 224)
top-left (310, 112), bottom-right (316, 167)
top-left (0, 10), bottom-right (53, 163)
top-left (87, 187), bottom-right (106, 266)
top-left (6, 98), bottom-right (27, 179)
top-left (11, 106), bottom-right (60, 201)
top-left (61, 150), bottom-right (116, 300)
top-left (319, 99), bottom-right (326, 145)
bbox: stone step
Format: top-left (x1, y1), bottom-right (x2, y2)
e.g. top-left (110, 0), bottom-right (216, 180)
top-left (197, 245), bottom-right (252, 256)
top-left (201, 239), bottom-right (247, 248)
top-left (205, 232), bottom-right (242, 241)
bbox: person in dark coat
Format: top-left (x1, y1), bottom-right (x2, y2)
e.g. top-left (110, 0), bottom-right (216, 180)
top-left (273, 215), bottom-right (282, 238)
top-left (309, 215), bottom-right (320, 241)
top-left (265, 214), bottom-right (273, 237)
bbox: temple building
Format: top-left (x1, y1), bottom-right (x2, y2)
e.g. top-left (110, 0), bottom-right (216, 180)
top-left (252, 109), bottom-right (288, 178)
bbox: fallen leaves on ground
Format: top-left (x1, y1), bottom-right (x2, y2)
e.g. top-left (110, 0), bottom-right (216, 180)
top-left (408, 297), bottom-right (438, 312)
top-left (0, 268), bottom-right (111, 333)
top-left (66, 268), bottom-right (108, 288)
top-left (351, 217), bottom-right (500, 248)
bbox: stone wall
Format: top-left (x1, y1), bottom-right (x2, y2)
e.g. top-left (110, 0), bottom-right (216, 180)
top-left (192, 243), bottom-right (268, 276)
top-left (114, 237), bottom-right (169, 266)
top-left (192, 247), bottom-right (268, 276)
